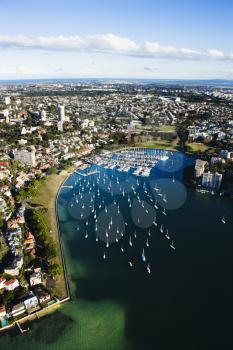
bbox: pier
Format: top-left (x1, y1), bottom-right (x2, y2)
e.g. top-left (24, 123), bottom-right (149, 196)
top-left (75, 170), bottom-right (99, 177)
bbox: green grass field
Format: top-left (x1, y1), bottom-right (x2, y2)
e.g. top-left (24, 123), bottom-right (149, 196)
top-left (30, 173), bottom-right (69, 298)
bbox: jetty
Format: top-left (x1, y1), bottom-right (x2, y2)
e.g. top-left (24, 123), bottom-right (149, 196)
top-left (75, 170), bottom-right (99, 177)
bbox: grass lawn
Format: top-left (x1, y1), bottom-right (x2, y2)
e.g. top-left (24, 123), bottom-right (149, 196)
top-left (155, 124), bottom-right (176, 132)
top-left (186, 142), bottom-right (212, 154)
top-left (134, 138), bottom-right (179, 151)
top-left (30, 173), bottom-right (69, 298)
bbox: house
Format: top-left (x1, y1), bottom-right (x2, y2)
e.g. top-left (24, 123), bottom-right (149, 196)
top-left (36, 288), bottom-right (51, 305)
top-left (24, 293), bottom-right (39, 313)
top-left (0, 305), bottom-right (6, 319)
top-left (29, 271), bottom-right (43, 286)
top-left (11, 303), bottom-right (25, 317)
top-left (24, 232), bottom-right (35, 251)
top-left (4, 255), bottom-right (23, 276)
top-left (4, 279), bottom-right (20, 291)
top-left (0, 277), bottom-right (6, 290)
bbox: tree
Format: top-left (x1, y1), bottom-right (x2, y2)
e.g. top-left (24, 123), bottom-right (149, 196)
top-left (48, 264), bottom-right (62, 278)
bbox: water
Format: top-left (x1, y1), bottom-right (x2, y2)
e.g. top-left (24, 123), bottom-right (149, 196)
top-left (1, 150), bottom-right (232, 350)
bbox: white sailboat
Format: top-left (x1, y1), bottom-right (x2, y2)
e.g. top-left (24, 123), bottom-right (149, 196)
top-left (165, 229), bottom-right (170, 240)
top-left (121, 246), bottom-right (124, 252)
top-left (85, 231), bottom-right (88, 239)
top-left (170, 240), bottom-right (176, 250)
top-left (103, 252), bottom-right (106, 259)
top-left (162, 208), bottom-right (166, 216)
top-left (147, 263), bottom-right (151, 274)
top-left (128, 261), bottom-right (133, 267)
top-left (129, 236), bottom-right (133, 247)
top-left (146, 238), bottom-right (149, 247)
top-left (221, 216), bottom-right (226, 224)
top-left (160, 225), bottom-right (163, 233)
top-left (141, 248), bottom-right (146, 262)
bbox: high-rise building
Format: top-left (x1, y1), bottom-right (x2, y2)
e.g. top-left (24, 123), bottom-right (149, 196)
top-left (4, 96), bottom-right (11, 105)
top-left (202, 171), bottom-right (222, 190)
top-left (57, 104), bottom-right (65, 122)
top-left (195, 159), bottom-right (207, 177)
top-left (40, 110), bottom-right (47, 121)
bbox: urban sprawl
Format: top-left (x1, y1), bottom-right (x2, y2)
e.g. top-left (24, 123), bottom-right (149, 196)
top-left (0, 80), bottom-right (233, 329)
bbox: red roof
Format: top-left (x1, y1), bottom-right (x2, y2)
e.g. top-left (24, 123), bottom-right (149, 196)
top-left (0, 161), bottom-right (9, 167)
top-left (4, 279), bottom-right (17, 286)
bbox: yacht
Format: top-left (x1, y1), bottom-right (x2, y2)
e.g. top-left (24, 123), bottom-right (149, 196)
top-left (147, 263), bottom-right (151, 274)
top-left (221, 216), bottom-right (226, 224)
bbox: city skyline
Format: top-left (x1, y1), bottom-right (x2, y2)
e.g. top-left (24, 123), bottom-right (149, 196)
top-left (0, 0), bottom-right (232, 79)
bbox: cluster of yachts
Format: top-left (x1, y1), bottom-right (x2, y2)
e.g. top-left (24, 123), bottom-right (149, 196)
top-left (92, 148), bottom-right (169, 177)
top-left (70, 163), bottom-right (178, 276)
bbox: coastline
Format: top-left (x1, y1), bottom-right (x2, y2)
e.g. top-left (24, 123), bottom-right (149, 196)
top-left (0, 171), bottom-right (71, 333)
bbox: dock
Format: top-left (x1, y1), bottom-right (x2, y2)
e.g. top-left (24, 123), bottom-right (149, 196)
top-left (75, 170), bottom-right (99, 177)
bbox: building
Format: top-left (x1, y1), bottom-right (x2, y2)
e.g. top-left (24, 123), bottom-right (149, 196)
top-left (220, 149), bottom-right (233, 160)
top-left (57, 104), bottom-right (65, 122)
top-left (57, 120), bottom-right (63, 132)
top-left (195, 159), bottom-right (208, 177)
top-left (14, 149), bottom-right (36, 167)
top-left (11, 303), bottom-right (25, 317)
top-left (4, 279), bottom-right (20, 291)
top-left (202, 171), bottom-right (222, 190)
top-left (24, 293), bottom-right (39, 313)
top-left (41, 110), bottom-right (47, 121)
top-left (0, 277), bottom-right (6, 290)
top-left (0, 305), bottom-right (6, 319)
top-left (29, 272), bottom-right (43, 286)
top-left (4, 96), bottom-right (11, 105)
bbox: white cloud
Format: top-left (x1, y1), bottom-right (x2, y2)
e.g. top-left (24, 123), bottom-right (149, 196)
top-left (0, 33), bottom-right (232, 61)
top-left (0, 65), bottom-right (47, 76)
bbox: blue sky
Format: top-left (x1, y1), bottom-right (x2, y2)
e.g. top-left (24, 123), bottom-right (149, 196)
top-left (0, 0), bottom-right (232, 79)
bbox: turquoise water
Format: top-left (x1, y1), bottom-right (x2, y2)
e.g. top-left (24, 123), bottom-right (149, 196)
top-left (1, 150), bottom-right (232, 350)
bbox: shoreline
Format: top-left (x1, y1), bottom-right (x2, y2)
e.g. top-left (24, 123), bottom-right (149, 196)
top-left (0, 171), bottom-right (71, 333)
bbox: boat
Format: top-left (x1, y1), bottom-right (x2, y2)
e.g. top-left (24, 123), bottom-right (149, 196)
top-left (103, 252), bottom-right (106, 259)
top-left (160, 225), bottom-right (163, 233)
top-left (162, 208), bottom-right (166, 216)
top-left (147, 263), bottom-right (151, 274)
top-left (170, 240), bottom-right (175, 250)
top-left (85, 232), bottom-right (88, 239)
top-left (165, 229), bottom-right (170, 240)
top-left (128, 261), bottom-right (133, 267)
top-left (129, 236), bottom-right (133, 247)
top-left (221, 216), bottom-right (226, 224)
top-left (146, 238), bottom-right (149, 247)
top-left (141, 248), bottom-right (146, 262)
top-left (121, 246), bottom-right (124, 252)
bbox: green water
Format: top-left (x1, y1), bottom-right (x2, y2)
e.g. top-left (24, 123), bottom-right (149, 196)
top-left (1, 151), bottom-right (232, 350)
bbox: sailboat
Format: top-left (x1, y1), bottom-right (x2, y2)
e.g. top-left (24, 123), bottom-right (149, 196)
top-left (163, 194), bottom-right (167, 203)
top-left (221, 216), bottom-right (226, 224)
top-left (121, 246), bottom-right (124, 252)
top-left (106, 239), bottom-right (109, 248)
top-left (162, 208), bottom-right (166, 216)
top-left (141, 248), bottom-right (146, 262)
top-left (147, 263), bottom-right (151, 274)
top-left (170, 240), bottom-right (175, 250)
top-left (165, 229), bottom-right (170, 240)
top-left (172, 176), bottom-right (175, 183)
top-left (146, 238), bottom-right (149, 247)
top-left (148, 229), bottom-right (151, 237)
top-left (160, 225), bottom-right (163, 233)
top-left (103, 252), bottom-right (106, 259)
top-left (128, 261), bottom-right (133, 267)
top-left (95, 237), bottom-right (99, 242)
top-left (85, 231), bottom-right (88, 239)
top-left (154, 201), bottom-right (158, 209)
top-left (129, 236), bottom-right (133, 247)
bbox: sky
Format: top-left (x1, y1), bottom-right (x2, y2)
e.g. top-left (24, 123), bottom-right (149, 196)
top-left (0, 0), bottom-right (232, 80)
